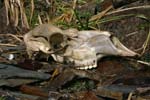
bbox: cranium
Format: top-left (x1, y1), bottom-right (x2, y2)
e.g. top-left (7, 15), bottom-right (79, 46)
top-left (23, 24), bottom-right (67, 59)
top-left (23, 24), bottom-right (137, 70)
top-left (52, 30), bottom-right (138, 69)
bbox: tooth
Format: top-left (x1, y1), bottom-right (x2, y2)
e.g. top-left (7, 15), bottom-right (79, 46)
top-left (88, 65), bottom-right (93, 69)
top-left (93, 63), bottom-right (97, 68)
top-left (84, 66), bottom-right (89, 70)
top-left (76, 67), bottom-right (80, 69)
top-left (79, 67), bottom-right (86, 70)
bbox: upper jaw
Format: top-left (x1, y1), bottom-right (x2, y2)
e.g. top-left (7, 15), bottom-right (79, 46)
top-left (51, 54), bottom-right (98, 70)
top-left (65, 55), bottom-right (97, 70)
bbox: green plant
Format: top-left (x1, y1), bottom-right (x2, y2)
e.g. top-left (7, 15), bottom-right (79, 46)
top-left (0, 96), bottom-right (5, 100)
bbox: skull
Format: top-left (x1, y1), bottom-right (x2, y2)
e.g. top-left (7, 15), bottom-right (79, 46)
top-left (23, 24), bottom-right (138, 69)
top-left (23, 24), bottom-right (67, 59)
top-left (52, 30), bottom-right (138, 69)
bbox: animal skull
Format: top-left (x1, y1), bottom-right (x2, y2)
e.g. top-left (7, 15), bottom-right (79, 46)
top-left (23, 24), bottom-right (137, 70)
top-left (52, 30), bottom-right (138, 69)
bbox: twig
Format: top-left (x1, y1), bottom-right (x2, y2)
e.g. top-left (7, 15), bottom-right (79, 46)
top-left (125, 31), bottom-right (138, 37)
top-left (126, 58), bottom-right (150, 66)
top-left (29, 0), bottom-right (34, 24)
top-left (137, 60), bottom-right (150, 66)
top-left (141, 27), bottom-right (150, 54)
top-left (7, 34), bottom-right (23, 42)
top-left (134, 47), bottom-right (143, 52)
top-left (0, 34), bottom-right (23, 42)
top-left (45, 0), bottom-right (50, 5)
top-left (106, 5), bottom-right (150, 16)
top-left (38, 14), bottom-right (43, 24)
top-left (0, 43), bottom-right (17, 46)
top-left (127, 92), bottom-right (133, 100)
top-left (72, 0), bottom-right (77, 10)
top-left (90, 5), bottom-right (113, 21)
top-left (135, 27), bottom-right (150, 53)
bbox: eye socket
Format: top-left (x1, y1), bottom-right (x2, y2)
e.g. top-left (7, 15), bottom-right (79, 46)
top-left (67, 38), bottom-right (71, 41)
top-left (49, 49), bottom-right (52, 51)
